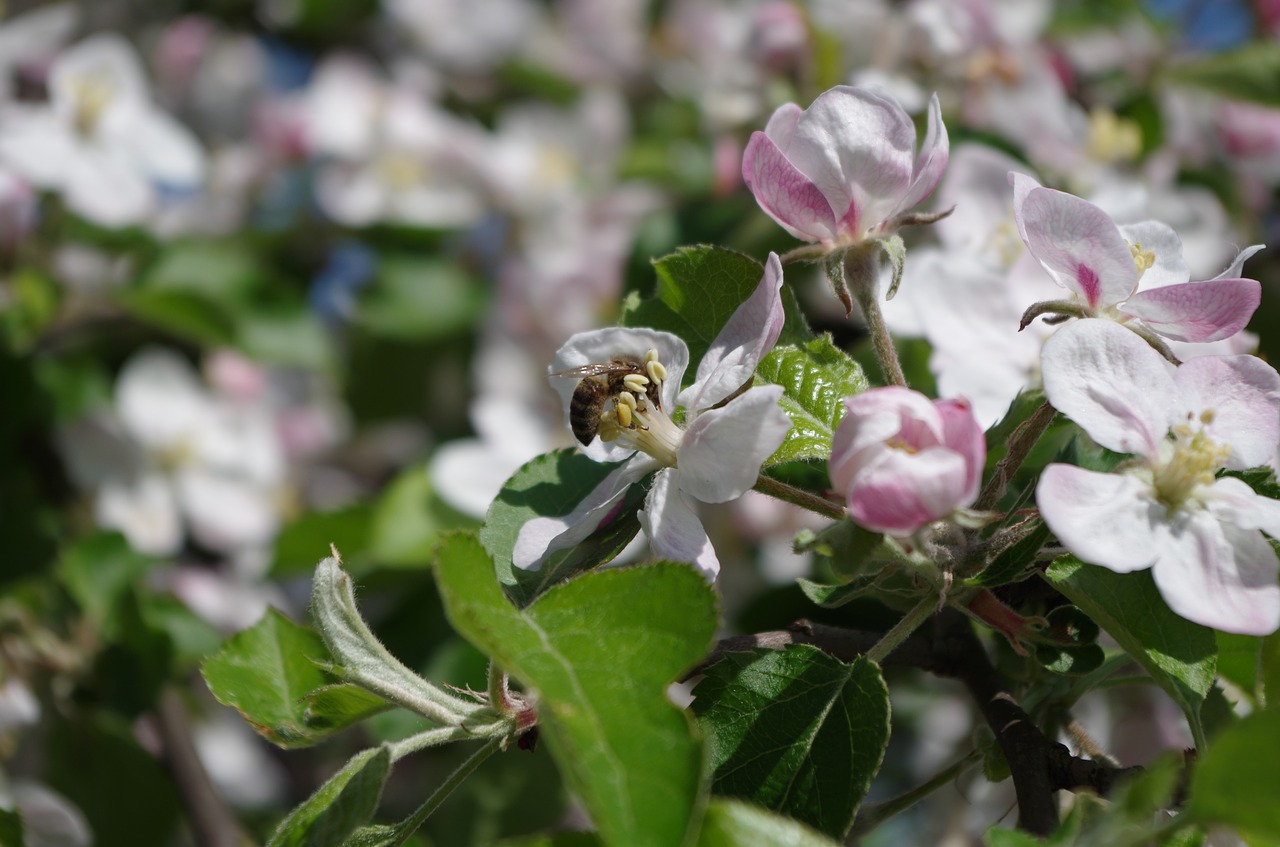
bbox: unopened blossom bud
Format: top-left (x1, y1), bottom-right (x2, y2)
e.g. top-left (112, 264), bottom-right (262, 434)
top-left (829, 387), bottom-right (985, 537)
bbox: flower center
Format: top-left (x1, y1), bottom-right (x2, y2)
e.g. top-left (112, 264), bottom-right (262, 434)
top-left (71, 75), bottom-right (117, 138)
top-left (1086, 107), bottom-right (1141, 165)
top-left (1129, 241), bottom-right (1156, 278)
top-left (1151, 411), bottom-right (1230, 509)
top-left (597, 349), bottom-right (683, 467)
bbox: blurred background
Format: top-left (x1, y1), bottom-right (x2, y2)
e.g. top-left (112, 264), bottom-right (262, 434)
top-left (1, 0), bottom-right (1278, 845)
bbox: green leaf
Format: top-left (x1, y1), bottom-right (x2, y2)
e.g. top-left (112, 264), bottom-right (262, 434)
top-left (1167, 42), bottom-right (1280, 107)
top-left (480, 449), bottom-right (645, 607)
top-left (1263, 631), bottom-right (1280, 707)
top-left (756, 337), bottom-right (869, 464)
top-left (797, 577), bottom-right (877, 609)
top-left (117, 288), bottom-right (237, 346)
top-left (272, 503), bottom-right (374, 576)
top-left (200, 609), bottom-right (334, 747)
top-left (238, 305), bottom-right (335, 372)
top-left (357, 256), bottom-right (487, 340)
top-left (696, 798), bottom-right (842, 847)
top-left (370, 465), bottom-right (474, 568)
top-left (0, 807), bottom-right (24, 847)
top-left (1044, 557), bottom-right (1216, 745)
top-left (57, 532), bottom-right (153, 636)
top-left (693, 646), bottom-right (889, 838)
top-left (435, 532), bottom-right (718, 847)
top-left (47, 714), bottom-right (181, 847)
top-left (267, 746), bottom-right (392, 847)
top-left (1187, 707), bottom-right (1280, 839)
top-left (497, 835), bottom-right (603, 847)
top-left (1215, 632), bottom-right (1261, 703)
top-left (140, 240), bottom-right (259, 301)
top-left (303, 684), bottom-right (392, 735)
top-left (621, 245), bottom-right (811, 373)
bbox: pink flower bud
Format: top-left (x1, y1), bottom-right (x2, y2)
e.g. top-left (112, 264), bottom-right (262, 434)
top-left (829, 387), bottom-right (985, 536)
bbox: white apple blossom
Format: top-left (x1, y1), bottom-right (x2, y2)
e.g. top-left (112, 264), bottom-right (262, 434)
top-left (513, 254), bottom-right (792, 579)
top-left (0, 33), bottom-right (205, 228)
top-left (1037, 320), bottom-right (1280, 635)
top-left (1013, 173), bottom-right (1262, 345)
top-left (57, 348), bottom-right (286, 557)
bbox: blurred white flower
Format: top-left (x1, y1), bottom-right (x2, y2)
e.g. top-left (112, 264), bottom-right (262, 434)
top-left (303, 55), bottom-right (486, 228)
top-left (0, 33), bottom-right (206, 228)
top-left (58, 348), bottom-right (286, 556)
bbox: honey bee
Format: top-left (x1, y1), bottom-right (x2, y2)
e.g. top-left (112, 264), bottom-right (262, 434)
top-left (553, 355), bottom-right (663, 445)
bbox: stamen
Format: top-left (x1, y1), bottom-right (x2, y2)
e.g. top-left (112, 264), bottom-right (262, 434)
top-left (623, 373), bottom-right (649, 394)
top-left (1129, 242), bottom-right (1156, 275)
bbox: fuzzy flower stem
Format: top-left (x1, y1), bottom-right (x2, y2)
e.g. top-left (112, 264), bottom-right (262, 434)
top-left (865, 593), bottom-right (937, 665)
top-left (388, 723), bottom-right (510, 761)
top-left (974, 401), bottom-right (1057, 512)
top-left (384, 737), bottom-right (504, 838)
top-left (844, 246), bottom-right (906, 387)
top-left (779, 244), bottom-right (828, 266)
top-left (754, 473), bottom-right (847, 520)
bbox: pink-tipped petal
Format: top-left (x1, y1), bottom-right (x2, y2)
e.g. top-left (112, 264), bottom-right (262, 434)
top-left (1039, 320), bottom-right (1174, 459)
top-left (1036, 464), bottom-right (1160, 573)
top-left (742, 131), bottom-right (839, 244)
top-left (934, 397), bottom-right (986, 502)
top-left (1017, 186), bottom-right (1137, 308)
top-left (639, 468), bottom-right (720, 580)
top-left (762, 102), bottom-right (804, 148)
top-left (830, 387), bottom-right (944, 493)
top-left (1151, 510), bottom-right (1280, 635)
top-left (682, 253), bottom-right (785, 411)
top-left (1121, 278), bottom-right (1261, 343)
top-left (1174, 354), bottom-right (1280, 468)
top-left (892, 92), bottom-right (950, 216)
top-left (783, 86), bottom-right (918, 236)
top-left (845, 446), bottom-right (969, 535)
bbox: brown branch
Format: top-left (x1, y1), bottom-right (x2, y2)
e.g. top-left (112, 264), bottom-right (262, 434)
top-left (152, 685), bottom-right (253, 847)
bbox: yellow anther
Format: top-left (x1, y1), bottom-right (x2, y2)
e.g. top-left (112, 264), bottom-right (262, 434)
top-left (646, 360), bottom-right (667, 384)
top-left (622, 373), bottom-right (650, 393)
top-left (1199, 409), bottom-right (1216, 425)
top-left (615, 400), bottom-right (633, 428)
top-left (1129, 242), bottom-right (1156, 275)
top-left (617, 391), bottom-right (637, 411)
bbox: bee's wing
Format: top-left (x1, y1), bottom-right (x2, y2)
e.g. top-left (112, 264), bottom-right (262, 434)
top-left (551, 363), bottom-right (627, 378)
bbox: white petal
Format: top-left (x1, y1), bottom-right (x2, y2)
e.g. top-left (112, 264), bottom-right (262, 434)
top-left (176, 469), bottom-right (279, 553)
top-left (512, 457), bottom-right (657, 570)
top-left (1173, 354), bottom-right (1280, 469)
top-left (549, 327), bottom-right (688, 463)
top-left (115, 347), bottom-right (211, 451)
top-left (96, 473), bottom-right (183, 556)
top-left (119, 110), bottom-right (207, 188)
top-left (1212, 244), bottom-right (1265, 281)
top-left (681, 253), bottom-right (784, 412)
top-left (1118, 220), bottom-right (1189, 290)
top-left (1207, 477), bottom-right (1280, 539)
top-left (1152, 510), bottom-right (1280, 635)
top-left (677, 385), bottom-right (790, 504)
top-left (1036, 464), bottom-right (1161, 573)
top-left (1039, 320), bottom-right (1174, 458)
top-left (639, 469), bottom-right (719, 579)
top-left (428, 439), bottom-right (526, 519)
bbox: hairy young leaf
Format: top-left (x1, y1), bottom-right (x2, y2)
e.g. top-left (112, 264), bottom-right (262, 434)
top-left (621, 244), bottom-right (810, 374)
top-left (267, 746), bottom-right (392, 847)
top-left (1045, 557), bottom-right (1216, 745)
top-left (481, 449), bottom-right (645, 607)
top-left (200, 609), bottom-right (334, 748)
top-left (696, 798), bottom-right (842, 847)
top-left (435, 533), bottom-right (717, 847)
top-left (693, 646), bottom-right (890, 838)
top-left (756, 337), bottom-right (869, 464)
top-left (303, 684), bottom-right (392, 735)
